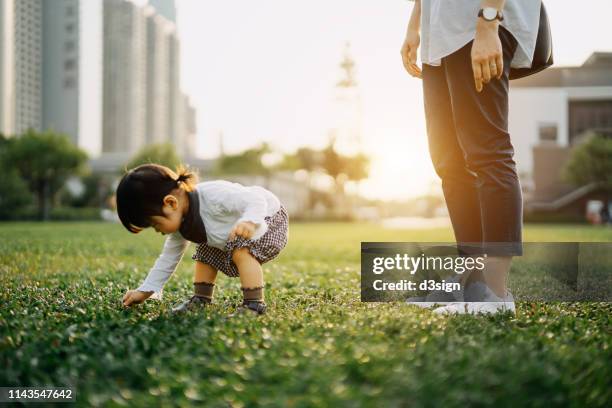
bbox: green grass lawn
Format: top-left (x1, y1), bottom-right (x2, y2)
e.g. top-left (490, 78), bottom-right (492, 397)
top-left (1, 222), bottom-right (611, 407)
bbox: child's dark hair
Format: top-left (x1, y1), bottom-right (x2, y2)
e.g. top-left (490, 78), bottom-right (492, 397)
top-left (116, 163), bottom-right (197, 233)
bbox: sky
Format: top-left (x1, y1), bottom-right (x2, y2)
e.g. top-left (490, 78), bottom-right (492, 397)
top-left (170, 0), bottom-right (612, 200)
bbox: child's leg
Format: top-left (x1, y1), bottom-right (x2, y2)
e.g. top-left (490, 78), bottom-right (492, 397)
top-left (231, 248), bottom-right (265, 303)
top-left (172, 262), bottom-right (218, 313)
top-left (195, 261), bottom-right (217, 283)
top-left (194, 261), bottom-right (218, 302)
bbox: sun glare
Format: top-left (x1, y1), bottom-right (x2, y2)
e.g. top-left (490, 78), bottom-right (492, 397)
top-left (357, 129), bottom-right (438, 200)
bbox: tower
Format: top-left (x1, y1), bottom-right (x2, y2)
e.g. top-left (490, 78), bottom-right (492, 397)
top-left (330, 42), bottom-right (363, 156)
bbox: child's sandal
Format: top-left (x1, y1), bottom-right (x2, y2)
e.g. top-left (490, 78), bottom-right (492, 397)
top-left (171, 295), bottom-right (211, 314)
top-left (238, 300), bottom-right (267, 315)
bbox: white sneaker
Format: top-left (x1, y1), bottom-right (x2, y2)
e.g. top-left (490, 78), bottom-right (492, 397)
top-left (405, 299), bottom-right (449, 309)
top-left (406, 274), bottom-right (465, 308)
top-left (433, 283), bottom-right (515, 315)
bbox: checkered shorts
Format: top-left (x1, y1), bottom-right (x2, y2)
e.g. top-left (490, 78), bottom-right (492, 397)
top-left (192, 206), bottom-right (289, 277)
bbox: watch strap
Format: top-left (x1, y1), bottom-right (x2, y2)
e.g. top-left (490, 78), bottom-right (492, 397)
top-left (478, 8), bottom-right (504, 22)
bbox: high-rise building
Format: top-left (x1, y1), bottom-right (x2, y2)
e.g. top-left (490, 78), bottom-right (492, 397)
top-left (145, 7), bottom-right (171, 145)
top-left (102, 0), bottom-right (147, 155)
top-left (43, 0), bottom-right (103, 157)
top-left (0, 0), bottom-right (43, 135)
top-left (102, 0), bottom-right (195, 159)
top-left (14, 0), bottom-right (42, 135)
top-left (0, 0), bottom-right (16, 135)
top-left (166, 29), bottom-right (182, 150)
top-left (182, 93), bottom-right (197, 158)
top-left (144, 2), bottom-right (196, 157)
top-left (148, 0), bottom-right (194, 159)
top-left (1, 0), bottom-right (103, 157)
top-left (1, 0), bottom-right (197, 163)
top-left (149, 0), bottom-right (176, 24)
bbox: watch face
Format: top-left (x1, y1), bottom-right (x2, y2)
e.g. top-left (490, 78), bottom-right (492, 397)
top-left (483, 7), bottom-right (498, 21)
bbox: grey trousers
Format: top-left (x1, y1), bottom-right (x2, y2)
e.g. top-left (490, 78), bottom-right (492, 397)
top-left (422, 26), bottom-right (523, 256)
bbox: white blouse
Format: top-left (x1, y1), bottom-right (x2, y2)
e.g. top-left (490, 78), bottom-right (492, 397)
top-left (419, 0), bottom-right (542, 69)
top-left (135, 180), bottom-right (281, 298)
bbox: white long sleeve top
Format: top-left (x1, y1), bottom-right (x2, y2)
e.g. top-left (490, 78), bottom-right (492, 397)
top-left (135, 180), bottom-right (281, 298)
top-left (419, 0), bottom-right (542, 69)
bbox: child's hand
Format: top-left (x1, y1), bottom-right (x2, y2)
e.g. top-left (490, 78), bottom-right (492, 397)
top-left (229, 221), bottom-right (257, 240)
top-left (122, 290), bottom-right (153, 307)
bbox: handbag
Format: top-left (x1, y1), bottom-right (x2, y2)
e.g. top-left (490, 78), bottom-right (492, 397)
top-left (509, 2), bottom-right (553, 80)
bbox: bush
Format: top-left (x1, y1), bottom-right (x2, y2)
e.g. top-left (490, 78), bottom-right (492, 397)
top-left (0, 169), bottom-right (33, 220)
top-left (1, 129), bottom-right (88, 220)
top-left (524, 212), bottom-right (587, 224)
top-left (564, 133), bottom-right (612, 190)
top-left (49, 207), bottom-right (102, 221)
top-left (1, 206), bottom-right (102, 221)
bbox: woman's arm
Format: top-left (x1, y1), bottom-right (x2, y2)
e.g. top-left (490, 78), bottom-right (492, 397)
top-left (472, 0), bottom-right (506, 91)
top-left (400, 0), bottom-right (421, 78)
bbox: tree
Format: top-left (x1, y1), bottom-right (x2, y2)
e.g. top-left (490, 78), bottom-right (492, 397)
top-left (343, 153), bottom-right (369, 183)
top-left (0, 168), bottom-right (32, 219)
top-left (215, 143), bottom-right (272, 175)
top-left (321, 137), bottom-right (370, 195)
top-left (322, 140), bottom-right (344, 186)
top-left (276, 147), bottom-right (322, 173)
top-left (294, 147), bottom-right (323, 172)
top-left (564, 133), bottom-right (612, 199)
top-left (3, 129), bottom-right (88, 220)
top-left (125, 143), bottom-right (181, 171)
top-left (60, 173), bottom-right (111, 208)
top-left (278, 142), bottom-right (370, 193)
top-left (0, 135), bottom-right (33, 219)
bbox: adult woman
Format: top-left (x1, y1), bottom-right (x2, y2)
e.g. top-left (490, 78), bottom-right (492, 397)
top-left (401, 0), bottom-right (542, 314)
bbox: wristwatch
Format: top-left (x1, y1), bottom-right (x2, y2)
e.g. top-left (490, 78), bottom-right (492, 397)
top-left (478, 7), bottom-right (504, 22)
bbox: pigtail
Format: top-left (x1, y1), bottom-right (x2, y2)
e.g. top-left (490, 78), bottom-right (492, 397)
top-left (175, 165), bottom-right (197, 192)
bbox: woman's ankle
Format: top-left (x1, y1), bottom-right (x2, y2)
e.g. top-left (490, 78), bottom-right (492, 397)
top-left (463, 268), bottom-right (484, 287)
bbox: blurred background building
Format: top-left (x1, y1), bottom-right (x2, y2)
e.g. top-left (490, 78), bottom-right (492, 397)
top-left (0, 0), bottom-right (197, 163)
top-left (44, 0), bottom-right (103, 156)
top-left (2, 1), bottom-right (609, 223)
top-left (102, 0), bottom-right (147, 156)
top-left (1, 0), bottom-right (44, 136)
top-left (509, 52), bottom-right (612, 218)
top-left (149, 0), bottom-right (175, 23)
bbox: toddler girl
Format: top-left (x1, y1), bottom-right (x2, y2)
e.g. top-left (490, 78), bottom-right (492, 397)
top-left (117, 163), bottom-right (289, 315)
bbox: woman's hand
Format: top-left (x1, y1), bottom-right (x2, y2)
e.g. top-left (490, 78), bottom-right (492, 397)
top-left (229, 221), bottom-right (257, 240)
top-left (122, 289), bottom-right (153, 307)
top-left (401, 29), bottom-right (422, 78)
top-left (400, 0), bottom-right (422, 78)
top-left (471, 19), bottom-right (503, 92)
